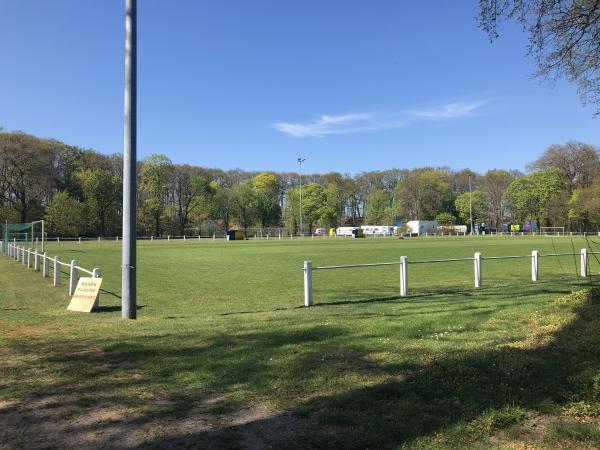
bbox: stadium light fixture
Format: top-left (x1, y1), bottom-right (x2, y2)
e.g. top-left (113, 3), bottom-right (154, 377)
top-left (469, 175), bottom-right (474, 236)
top-left (122, 0), bottom-right (137, 319)
top-left (298, 157), bottom-right (306, 236)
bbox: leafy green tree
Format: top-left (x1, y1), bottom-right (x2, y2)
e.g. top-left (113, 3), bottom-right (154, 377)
top-left (232, 180), bottom-right (257, 237)
top-left (366, 189), bottom-right (390, 225)
top-left (253, 172), bottom-right (281, 228)
top-left (455, 191), bottom-right (489, 225)
top-left (504, 169), bottom-right (567, 226)
top-left (44, 191), bottom-right (86, 237)
top-left (82, 169), bottom-right (121, 236)
top-left (319, 183), bottom-right (344, 228)
top-left (140, 154), bottom-right (174, 236)
top-left (395, 169), bottom-right (452, 220)
top-left (0, 131), bottom-right (58, 222)
top-left (283, 186), bottom-right (301, 233)
top-left (568, 180), bottom-right (600, 231)
top-left (482, 169), bottom-right (516, 228)
top-left (435, 212), bottom-right (456, 226)
top-left (208, 183), bottom-right (234, 231)
top-left (528, 141), bottom-right (600, 194)
top-left (171, 165), bottom-right (210, 235)
top-left (301, 183), bottom-right (326, 234)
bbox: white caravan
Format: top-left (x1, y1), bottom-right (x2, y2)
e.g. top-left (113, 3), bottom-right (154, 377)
top-left (336, 226), bottom-right (359, 236)
top-left (361, 225), bottom-right (394, 236)
top-left (406, 220), bottom-right (438, 234)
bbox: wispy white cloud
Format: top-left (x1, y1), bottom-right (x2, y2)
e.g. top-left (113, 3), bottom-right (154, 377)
top-left (408, 101), bottom-right (483, 120)
top-left (273, 100), bottom-right (485, 137)
top-left (273, 113), bottom-right (372, 137)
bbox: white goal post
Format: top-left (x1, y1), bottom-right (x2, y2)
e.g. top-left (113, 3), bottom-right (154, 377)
top-left (2, 220), bottom-right (45, 253)
top-left (540, 226), bottom-right (565, 235)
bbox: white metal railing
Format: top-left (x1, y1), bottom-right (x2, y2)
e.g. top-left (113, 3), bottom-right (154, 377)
top-left (302, 248), bottom-right (598, 306)
top-left (3, 242), bottom-right (101, 300)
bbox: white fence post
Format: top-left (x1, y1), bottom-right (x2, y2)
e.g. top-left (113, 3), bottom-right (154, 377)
top-left (27, 248), bottom-right (32, 268)
top-left (531, 250), bottom-right (539, 281)
top-left (474, 252), bottom-right (482, 288)
top-left (581, 248), bottom-right (588, 277)
top-left (34, 250), bottom-right (40, 271)
top-left (304, 261), bottom-right (313, 306)
top-left (53, 256), bottom-right (61, 286)
top-left (400, 256), bottom-right (408, 297)
top-left (79, 237), bottom-right (81, 244)
top-left (42, 252), bottom-right (49, 278)
top-left (22, 247), bottom-right (26, 265)
top-left (92, 268), bottom-right (101, 310)
top-left (69, 260), bottom-right (78, 295)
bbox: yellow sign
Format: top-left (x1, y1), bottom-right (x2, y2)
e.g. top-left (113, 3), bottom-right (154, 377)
top-left (67, 277), bottom-right (102, 313)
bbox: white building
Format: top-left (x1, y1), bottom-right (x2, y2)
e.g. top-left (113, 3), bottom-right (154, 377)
top-left (406, 220), bottom-right (438, 234)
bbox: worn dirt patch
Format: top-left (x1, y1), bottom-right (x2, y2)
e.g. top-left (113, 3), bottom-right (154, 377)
top-left (0, 389), bottom-right (343, 449)
top-left (10, 324), bottom-right (60, 337)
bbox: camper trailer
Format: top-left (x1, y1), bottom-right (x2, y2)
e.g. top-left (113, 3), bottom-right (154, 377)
top-left (406, 220), bottom-right (438, 235)
top-left (360, 225), bottom-right (394, 236)
top-left (336, 226), bottom-right (359, 236)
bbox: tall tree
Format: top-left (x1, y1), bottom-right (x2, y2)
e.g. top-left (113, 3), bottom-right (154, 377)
top-left (395, 169), bottom-right (452, 220)
top-left (320, 183), bottom-right (344, 228)
top-left (365, 189), bottom-right (390, 225)
top-left (0, 132), bottom-right (58, 222)
top-left (140, 154), bottom-right (174, 237)
top-left (82, 169), bottom-right (122, 236)
top-left (171, 164), bottom-right (209, 236)
top-left (504, 168), bottom-right (567, 226)
top-left (208, 183), bottom-right (234, 232)
top-left (253, 172), bottom-right (282, 229)
top-left (232, 180), bottom-right (257, 237)
top-left (528, 141), bottom-right (600, 193)
top-left (455, 191), bottom-right (489, 225)
top-left (301, 183), bottom-right (326, 234)
top-left (44, 191), bottom-right (86, 237)
top-left (482, 169), bottom-right (516, 228)
top-left (568, 179), bottom-right (600, 230)
top-left (479, 0), bottom-right (600, 113)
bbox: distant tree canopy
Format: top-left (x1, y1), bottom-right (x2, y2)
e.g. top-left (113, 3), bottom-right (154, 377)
top-left (1, 130), bottom-right (599, 235)
top-left (479, 0), bottom-right (600, 113)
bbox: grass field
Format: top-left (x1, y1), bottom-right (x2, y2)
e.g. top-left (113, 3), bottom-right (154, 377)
top-left (1, 236), bottom-right (600, 448)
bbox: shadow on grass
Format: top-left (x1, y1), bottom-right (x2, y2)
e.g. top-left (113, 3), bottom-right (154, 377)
top-left (221, 278), bottom-right (587, 316)
top-left (96, 304), bottom-right (145, 313)
top-left (2, 288), bottom-right (600, 448)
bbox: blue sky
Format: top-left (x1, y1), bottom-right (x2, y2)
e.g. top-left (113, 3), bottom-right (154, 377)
top-left (1, 1), bottom-right (598, 175)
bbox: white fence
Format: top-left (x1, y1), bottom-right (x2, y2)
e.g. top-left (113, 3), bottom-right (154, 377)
top-left (302, 248), bottom-right (597, 306)
top-left (2, 241), bottom-right (101, 301)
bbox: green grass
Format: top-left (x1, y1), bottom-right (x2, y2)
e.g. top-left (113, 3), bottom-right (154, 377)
top-left (1, 235), bottom-right (600, 448)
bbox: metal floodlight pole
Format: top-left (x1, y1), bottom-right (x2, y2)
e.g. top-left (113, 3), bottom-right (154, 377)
top-left (298, 158), bottom-right (305, 236)
top-left (122, 0), bottom-right (137, 319)
top-left (469, 175), bottom-right (474, 235)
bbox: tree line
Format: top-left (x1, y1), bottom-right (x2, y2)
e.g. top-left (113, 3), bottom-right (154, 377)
top-left (1, 130), bottom-right (600, 237)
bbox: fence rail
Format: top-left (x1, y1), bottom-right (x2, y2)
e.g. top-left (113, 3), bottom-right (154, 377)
top-left (1, 241), bottom-right (101, 301)
top-left (302, 248), bottom-right (598, 306)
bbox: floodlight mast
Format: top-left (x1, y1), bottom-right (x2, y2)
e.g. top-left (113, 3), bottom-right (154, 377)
top-left (469, 175), bottom-right (474, 235)
top-left (122, 0), bottom-right (137, 320)
top-left (298, 158), bottom-right (306, 236)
